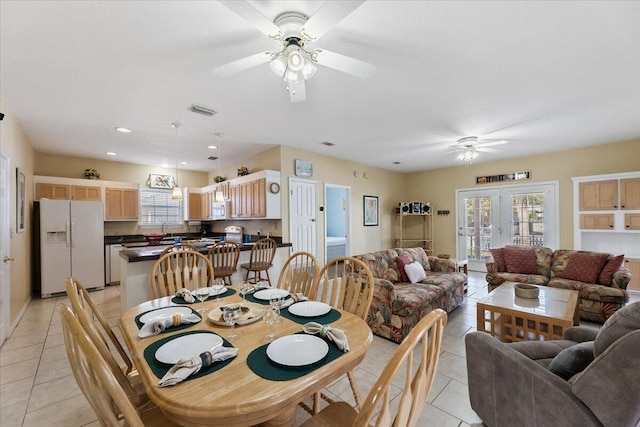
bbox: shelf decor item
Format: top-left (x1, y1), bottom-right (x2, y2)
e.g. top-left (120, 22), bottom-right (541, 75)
top-left (237, 166), bottom-right (250, 176)
top-left (363, 195), bottom-right (379, 226)
top-left (213, 175), bottom-right (226, 183)
top-left (84, 168), bottom-right (100, 179)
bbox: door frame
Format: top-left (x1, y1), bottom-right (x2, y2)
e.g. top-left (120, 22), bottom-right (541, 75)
top-left (0, 150), bottom-right (10, 346)
top-left (323, 183), bottom-right (352, 262)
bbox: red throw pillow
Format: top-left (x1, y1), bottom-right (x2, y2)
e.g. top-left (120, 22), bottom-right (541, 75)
top-left (503, 246), bottom-right (539, 275)
top-left (558, 252), bottom-right (609, 283)
top-left (395, 256), bottom-right (411, 282)
top-left (598, 254), bottom-right (624, 285)
top-left (489, 248), bottom-right (506, 272)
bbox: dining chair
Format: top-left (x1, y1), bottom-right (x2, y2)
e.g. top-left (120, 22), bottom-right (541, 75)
top-left (207, 241), bottom-right (240, 285)
top-left (150, 250), bottom-right (214, 298)
top-left (159, 242), bottom-right (198, 257)
top-left (277, 251), bottom-right (320, 297)
top-left (239, 237), bottom-right (277, 285)
top-left (65, 278), bottom-right (149, 409)
top-left (300, 309), bottom-right (448, 427)
top-left (58, 304), bottom-right (178, 427)
top-left (306, 256), bottom-right (375, 414)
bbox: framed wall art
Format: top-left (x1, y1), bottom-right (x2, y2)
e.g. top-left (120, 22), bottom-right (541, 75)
top-left (295, 159), bottom-right (313, 177)
top-left (149, 174), bottom-right (175, 189)
top-left (16, 168), bottom-right (26, 233)
top-left (363, 195), bottom-right (379, 226)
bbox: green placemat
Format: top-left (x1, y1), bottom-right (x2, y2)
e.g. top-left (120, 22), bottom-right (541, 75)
top-left (143, 330), bottom-right (235, 380)
top-left (246, 332), bottom-right (344, 381)
top-left (171, 287), bottom-right (237, 304)
top-left (135, 307), bottom-right (201, 330)
top-left (280, 307), bottom-right (341, 325)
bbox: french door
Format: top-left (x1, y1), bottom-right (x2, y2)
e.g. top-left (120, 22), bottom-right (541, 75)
top-left (457, 182), bottom-right (558, 271)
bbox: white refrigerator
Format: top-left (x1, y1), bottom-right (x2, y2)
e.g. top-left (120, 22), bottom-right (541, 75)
top-left (40, 199), bottom-right (105, 297)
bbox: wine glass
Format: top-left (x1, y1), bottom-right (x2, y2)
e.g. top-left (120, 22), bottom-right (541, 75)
top-left (269, 293), bottom-right (286, 323)
top-left (263, 307), bottom-right (277, 342)
top-left (240, 283), bottom-right (251, 303)
top-left (212, 278), bottom-right (226, 307)
top-left (223, 304), bottom-right (241, 342)
top-left (195, 287), bottom-right (210, 313)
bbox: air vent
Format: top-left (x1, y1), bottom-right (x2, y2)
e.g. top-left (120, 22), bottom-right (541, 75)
top-left (320, 141), bottom-right (335, 146)
top-left (393, 161), bottom-right (402, 165)
top-left (208, 156), bottom-right (219, 161)
top-left (189, 105), bottom-right (217, 117)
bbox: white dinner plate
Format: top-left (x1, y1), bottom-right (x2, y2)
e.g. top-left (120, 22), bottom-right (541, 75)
top-left (253, 288), bottom-right (289, 301)
top-left (287, 301), bottom-right (331, 317)
top-left (207, 286), bottom-right (227, 296)
top-left (266, 335), bottom-right (329, 366)
top-left (139, 306), bottom-right (192, 324)
top-left (207, 302), bottom-right (266, 326)
top-left (155, 333), bottom-right (223, 364)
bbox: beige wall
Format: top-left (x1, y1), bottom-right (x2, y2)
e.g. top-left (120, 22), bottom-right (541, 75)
top-left (406, 139), bottom-right (640, 257)
top-left (1, 100), bottom-right (36, 326)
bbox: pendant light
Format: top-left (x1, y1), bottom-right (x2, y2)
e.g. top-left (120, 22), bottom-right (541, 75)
top-left (171, 122), bottom-right (183, 200)
top-left (214, 133), bottom-right (225, 203)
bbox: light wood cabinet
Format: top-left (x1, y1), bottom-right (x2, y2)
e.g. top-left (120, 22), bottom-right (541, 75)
top-left (624, 258), bottom-right (640, 291)
top-left (620, 178), bottom-right (640, 210)
top-left (624, 213), bottom-right (640, 231)
top-left (105, 188), bottom-right (138, 220)
top-left (214, 182), bottom-right (230, 201)
top-left (227, 170), bottom-right (280, 220)
top-left (394, 208), bottom-right (433, 255)
top-left (35, 183), bottom-right (70, 200)
top-left (70, 185), bottom-right (101, 201)
top-left (251, 178), bottom-right (266, 217)
top-left (188, 192), bottom-right (212, 220)
top-left (580, 214), bottom-right (614, 230)
top-left (579, 180), bottom-right (618, 210)
top-left (231, 182), bottom-right (252, 218)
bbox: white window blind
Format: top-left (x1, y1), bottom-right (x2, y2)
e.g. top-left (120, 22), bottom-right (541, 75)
top-left (139, 188), bottom-right (182, 226)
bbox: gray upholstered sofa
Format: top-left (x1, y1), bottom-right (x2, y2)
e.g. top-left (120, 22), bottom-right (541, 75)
top-left (465, 301), bottom-right (640, 427)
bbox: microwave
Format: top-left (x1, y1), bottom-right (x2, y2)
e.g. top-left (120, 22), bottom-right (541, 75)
top-left (210, 201), bottom-right (230, 220)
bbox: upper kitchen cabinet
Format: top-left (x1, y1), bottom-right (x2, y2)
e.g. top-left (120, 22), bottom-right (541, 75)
top-left (105, 188), bottom-right (138, 220)
top-left (70, 185), bottom-right (101, 201)
top-left (188, 190), bottom-right (211, 220)
top-left (229, 170), bottom-right (280, 219)
top-left (579, 180), bottom-right (618, 210)
top-left (214, 181), bottom-right (230, 201)
top-left (620, 178), bottom-right (640, 210)
top-left (35, 182), bottom-right (71, 200)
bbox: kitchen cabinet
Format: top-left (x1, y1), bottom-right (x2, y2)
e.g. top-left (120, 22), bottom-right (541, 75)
top-left (35, 183), bottom-right (71, 200)
top-left (71, 185), bottom-right (101, 201)
top-left (214, 181), bottom-right (230, 200)
top-left (105, 188), bottom-right (138, 220)
top-left (625, 213), bottom-right (640, 230)
top-left (229, 170), bottom-right (280, 219)
top-left (188, 191), bottom-right (211, 220)
top-left (624, 258), bottom-right (640, 291)
top-left (231, 181), bottom-right (252, 218)
top-left (251, 178), bottom-right (266, 217)
top-left (620, 178), bottom-right (640, 210)
top-left (579, 180), bottom-right (618, 210)
top-left (579, 214), bottom-right (614, 230)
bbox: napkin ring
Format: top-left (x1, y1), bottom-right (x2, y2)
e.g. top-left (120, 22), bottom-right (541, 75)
top-left (320, 325), bottom-right (329, 338)
top-left (172, 315), bottom-right (182, 327)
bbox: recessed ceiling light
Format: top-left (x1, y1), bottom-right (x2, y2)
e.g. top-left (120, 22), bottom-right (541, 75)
top-left (105, 151), bottom-right (117, 156)
top-left (207, 145), bottom-right (218, 149)
top-left (180, 161), bottom-right (188, 165)
top-left (115, 127), bottom-right (132, 133)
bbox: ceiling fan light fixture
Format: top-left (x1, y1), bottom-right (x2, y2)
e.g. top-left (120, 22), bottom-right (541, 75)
top-left (456, 147), bottom-right (479, 162)
top-left (284, 68), bottom-right (299, 83)
top-left (269, 54), bottom-right (287, 77)
top-left (287, 48), bottom-right (305, 72)
top-left (301, 60), bottom-right (317, 80)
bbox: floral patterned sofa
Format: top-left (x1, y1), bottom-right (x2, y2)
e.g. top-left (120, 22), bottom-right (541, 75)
top-left (354, 247), bottom-right (466, 343)
top-left (486, 246), bottom-right (631, 322)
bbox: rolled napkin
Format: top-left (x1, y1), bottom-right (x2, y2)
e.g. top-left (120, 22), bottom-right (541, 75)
top-left (138, 313), bottom-right (201, 338)
top-left (281, 293), bottom-right (308, 308)
top-left (158, 346), bottom-right (238, 387)
top-left (175, 288), bottom-right (195, 303)
top-left (302, 322), bottom-right (350, 352)
top-left (240, 282), bottom-right (271, 295)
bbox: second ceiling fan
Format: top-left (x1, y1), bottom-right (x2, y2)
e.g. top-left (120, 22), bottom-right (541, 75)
top-left (214, 0), bottom-right (375, 102)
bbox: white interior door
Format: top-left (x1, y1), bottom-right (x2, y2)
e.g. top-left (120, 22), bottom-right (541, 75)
top-left (0, 151), bottom-right (11, 345)
top-left (289, 177), bottom-right (317, 257)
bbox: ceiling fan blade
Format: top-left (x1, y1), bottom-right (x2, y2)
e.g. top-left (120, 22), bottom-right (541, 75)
top-left (477, 139), bottom-right (508, 148)
top-left (302, 1), bottom-right (366, 41)
top-left (219, 1), bottom-right (282, 39)
top-left (477, 147), bottom-right (500, 153)
top-left (288, 79), bottom-right (306, 103)
top-left (213, 51), bottom-right (272, 76)
top-left (314, 49), bottom-right (375, 78)
top-left (440, 149), bottom-right (461, 156)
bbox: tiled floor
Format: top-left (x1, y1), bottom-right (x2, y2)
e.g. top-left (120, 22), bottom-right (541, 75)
top-left (2, 272), bottom-right (633, 426)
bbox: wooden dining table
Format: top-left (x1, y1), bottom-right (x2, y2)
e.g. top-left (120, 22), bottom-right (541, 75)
top-left (119, 287), bottom-right (373, 427)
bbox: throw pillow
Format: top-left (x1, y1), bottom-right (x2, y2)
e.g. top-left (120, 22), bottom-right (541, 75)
top-left (404, 261), bottom-right (427, 284)
top-left (547, 341), bottom-right (595, 381)
top-left (503, 246), bottom-right (539, 275)
top-left (598, 254), bottom-right (624, 285)
top-left (489, 248), bottom-right (507, 272)
top-left (594, 301), bottom-right (640, 357)
top-left (395, 256), bottom-right (411, 282)
top-left (556, 252), bottom-right (608, 283)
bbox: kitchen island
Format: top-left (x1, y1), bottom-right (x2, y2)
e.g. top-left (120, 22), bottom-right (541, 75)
top-left (118, 242), bottom-right (292, 311)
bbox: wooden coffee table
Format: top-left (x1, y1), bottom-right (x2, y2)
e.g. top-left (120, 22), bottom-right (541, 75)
top-left (477, 282), bottom-right (579, 342)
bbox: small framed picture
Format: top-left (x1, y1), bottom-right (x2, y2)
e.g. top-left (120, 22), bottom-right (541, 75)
top-left (295, 159), bottom-right (313, 177)
top-left (149, 174), bottom-right (175, 189)
top-left (363, 195), bottom-right (379, 227)
top-left (16, 168), bottom-right (26, 233)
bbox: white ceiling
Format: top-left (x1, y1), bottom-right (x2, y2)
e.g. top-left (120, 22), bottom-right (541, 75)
top-left (1, 1), bottom-right (639, 173)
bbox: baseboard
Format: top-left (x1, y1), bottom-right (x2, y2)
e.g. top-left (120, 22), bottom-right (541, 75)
top-left (8, 295), bottom-right (32, 337)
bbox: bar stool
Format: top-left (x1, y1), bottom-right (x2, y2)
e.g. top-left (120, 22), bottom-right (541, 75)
top-left (207, 241), bottom-right (240, 286)
top-left (239, 237), bottom-right (277, 285)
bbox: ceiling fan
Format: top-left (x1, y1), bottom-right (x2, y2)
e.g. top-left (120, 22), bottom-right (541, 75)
top-left (443, 136), bottom-right (509, 163)
top-left (214, 1), bottom-right (376, 102)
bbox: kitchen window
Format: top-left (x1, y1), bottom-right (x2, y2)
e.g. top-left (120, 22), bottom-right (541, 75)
top-left (139, 188), bottom-right (182, 227)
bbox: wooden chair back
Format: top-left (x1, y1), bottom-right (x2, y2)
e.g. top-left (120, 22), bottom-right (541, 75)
top-left (355, 309), bottom-right (447, 426)
top-left (248, 237), bottom-right (277, 268)
top-left (150, 250), bottom-right (214, 298)
top-left (207, 241), bottom-right (240, 285)
top-left (311, 256), bottom-right (375, 321)
top-left (159, 242), bottom-right (198, 257)
top-left (277, 251), bottom-right (320, 297)
top-left (58, 303), bottom-right (146, 427)
top-left (65, 278), bottom-right (143, 407)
